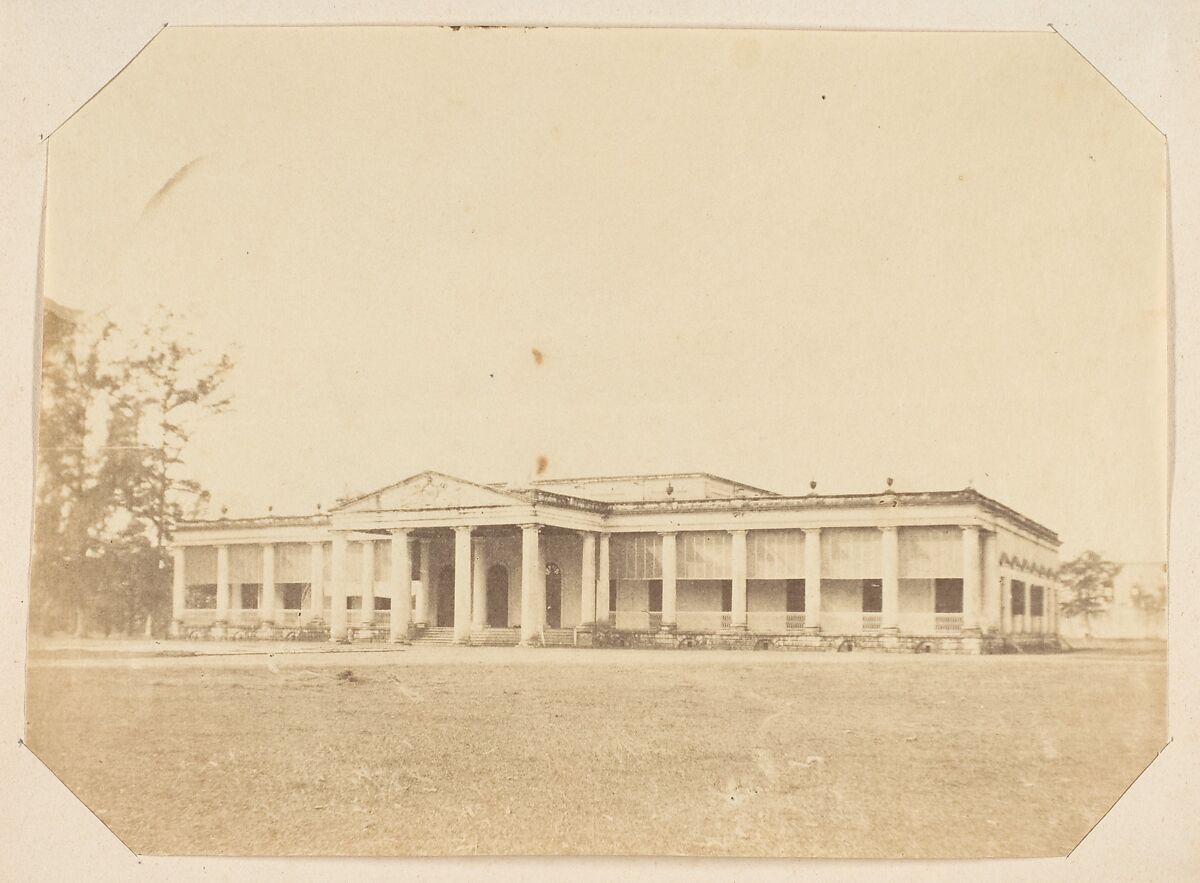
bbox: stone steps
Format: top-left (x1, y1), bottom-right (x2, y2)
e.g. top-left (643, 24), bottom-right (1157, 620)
top-left (470, 629), bottom-right (521, 647)
top-left (411, 627), bottom-right (455, 645)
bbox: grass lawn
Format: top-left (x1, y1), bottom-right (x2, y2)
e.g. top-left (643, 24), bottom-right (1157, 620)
top-left (24, 647), bottom-right (1166, 858)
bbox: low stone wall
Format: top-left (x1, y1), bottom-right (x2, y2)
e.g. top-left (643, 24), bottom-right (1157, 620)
top-left (170, 622), bottom-right (1064, 654)
top-left (591, 628), bottom-right (1063, 655)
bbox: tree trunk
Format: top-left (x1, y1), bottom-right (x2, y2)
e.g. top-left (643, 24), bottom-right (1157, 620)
top-left (73, 606), bottom-right (86, 638)
top-left (144, 613), bottom-right (154, 637)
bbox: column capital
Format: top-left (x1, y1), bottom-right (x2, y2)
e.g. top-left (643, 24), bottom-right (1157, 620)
top-left (658, 530), bottom-right (678, 538)
top-left (877, 525), bottom-right (898, 534)
top-left (261, 541), bottom-right (275, 549)
top-left (454, 524), bottom-right (475, 535)
top-left (389, 526), bottom-right (413, 537)
top-left (803, 526), bottom-right (822, 537)
top-left (518, 522), bottom-right (542, 532)
top-left (960, 524), bottom-right (982, 534)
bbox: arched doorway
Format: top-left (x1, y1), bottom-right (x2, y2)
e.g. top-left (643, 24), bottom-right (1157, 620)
top-left (436, 564), bottom-right (455, 626)
top-left (545, 563), bottom-right (562, 628)
top-left (486, 564), bottom-right (509, 627)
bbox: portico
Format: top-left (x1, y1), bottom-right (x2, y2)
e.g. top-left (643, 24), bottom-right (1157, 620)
top-left (170, 471), bottom-right (1063, 652)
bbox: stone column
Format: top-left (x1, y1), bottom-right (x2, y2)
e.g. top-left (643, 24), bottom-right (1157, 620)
top-left (261, 543), bottom-right (276, 628)
top-left (360, 539), bottom-right (376, 628)
top-left (230, 575), bottom-right (242, 620)
top-left (416, 539), bottom-right (432, 627)
top-left (215, 545), bottom-right (230, 624)
top-left (730, 529), bottom-right (748, 630)
top-left (1048, 585), bottom-right (1058, 634)
top-left (1000, 576), bottom-right (1011, 634)
top-left (308, 542), bottom-right (325, 624)
top-left (982, 531), bottom-right (1000, 632)
top-left (579, 532), bottom-right (597, 626)
top-left (880, 526), bottom-right (900, 631)
top-left (962, 526), bottom-right (982, 631)
top-left (1023, 580), bottom-right (1032, 633)
top-left (660, 532), bottom-right (677, 630)
top-left (804, 529), bottom-right (822, 630)
top-left (330, 534), bottom-right (349, 642)
top-left (171, 547), bottom-right (186, 632)
top-left (453, 526), bottom-right (473, 643)
top-left (390, 529), bottom-right (412, 642)
top-left (520, 524), bottom-right (542, 644)
top-left (471, 536), bottom-right (487, 630)
top-left (596, 532), bottom-right (611, 626)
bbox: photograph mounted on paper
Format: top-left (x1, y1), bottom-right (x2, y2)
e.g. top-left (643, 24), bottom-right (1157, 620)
top-left (25, 26), bottom-right (1168, 858)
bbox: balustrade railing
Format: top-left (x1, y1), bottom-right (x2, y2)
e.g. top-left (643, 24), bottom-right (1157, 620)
top-left (861, 613), bottom-right (883, 631)
top-left (934, 613), bottom-right (963, 633)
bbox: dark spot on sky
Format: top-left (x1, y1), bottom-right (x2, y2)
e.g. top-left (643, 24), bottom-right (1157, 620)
top-left (143, 156), bottom-right (203, 216)
top-left (531, 348), bottom-right (544, 365)
top-left (536, 455), bottom-right (549, 475)
top-left (821, 95), bottom-right (826, 100)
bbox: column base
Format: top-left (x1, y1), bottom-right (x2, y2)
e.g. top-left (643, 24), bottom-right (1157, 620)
top-left (659, 622), bottom-right (677, 633)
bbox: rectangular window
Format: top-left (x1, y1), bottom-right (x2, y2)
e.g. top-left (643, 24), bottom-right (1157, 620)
top-left (935, 578), bottom-right (964, 613)
top-left (609, 580), bottom-right (617, 612)
top-left (375, 597), bottom-right (391, 610)
top-left (647, 580), bottom-right (663, 613)
top-left (240, 584), bottom-right (260, 609)
top-left (347, 597), bottom-right (361, 610)
top-left (721, 581), bottom-right (733, 613)
top-left (1030, 585), bottom-right (1044, 616)
top-left (786, 579), bottom-right (806, 612)
top-left (862, 579), bottom-right (883, 613)
top-left (410, 548), bottom-right (421, 582)
top-left (280, 583), bottom-right (304, 609)
top-left (1011, 581), bottom-right (1026, 615)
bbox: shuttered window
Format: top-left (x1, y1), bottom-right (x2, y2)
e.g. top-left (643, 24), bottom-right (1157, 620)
top-left (822, 529), bottom-right (882, 579)
top-left (747, 530), bottom-right (806, 579)
top-left (678, 532), bottom-right (732, 579)
top-left (610, 534), bottom-right (663, 580)
top-left (899, 527), bottom-right (962, 578)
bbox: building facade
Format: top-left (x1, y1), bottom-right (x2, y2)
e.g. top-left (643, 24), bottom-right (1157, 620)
top-left (170, 471), bottom-right (1063, 652)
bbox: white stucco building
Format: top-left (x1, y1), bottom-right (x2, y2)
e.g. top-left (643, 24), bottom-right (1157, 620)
top-left (170, 471), bottom-right (1063, 652)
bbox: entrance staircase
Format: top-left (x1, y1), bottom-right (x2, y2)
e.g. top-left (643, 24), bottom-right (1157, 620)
top-left (410, 627), bottom-right (455, 645)
top-left (408, 626), bottom-right (573, 647)
top-left (471, 628), bottom-right (521, 647)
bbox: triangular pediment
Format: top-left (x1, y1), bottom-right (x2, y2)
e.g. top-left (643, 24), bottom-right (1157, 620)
top-left (334, 471), bottom-right (528, 512)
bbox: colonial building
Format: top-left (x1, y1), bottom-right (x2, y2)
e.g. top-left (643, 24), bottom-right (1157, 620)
top-left (169, 471), bottom-right (1063, 652)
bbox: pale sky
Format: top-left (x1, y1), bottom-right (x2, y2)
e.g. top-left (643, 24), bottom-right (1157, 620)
top-left (42, 27), bottom-right (1168, 561)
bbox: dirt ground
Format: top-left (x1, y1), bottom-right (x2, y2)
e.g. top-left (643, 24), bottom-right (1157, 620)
top-left (23, 644), bottom-right (1167, 858)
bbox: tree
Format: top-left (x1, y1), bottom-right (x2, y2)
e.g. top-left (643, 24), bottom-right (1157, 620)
top-left (31, 302), bottom-right (234, 637)
top-left (1057, 551), bottom-right (1122, 637)
top-left (100, 308), bottom-right (233, 633)
top-left (31, 303), bottom-right (119, 635)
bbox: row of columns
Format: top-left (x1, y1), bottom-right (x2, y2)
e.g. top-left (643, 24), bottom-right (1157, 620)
top-left (172, 523), bottom-right (1009, 638)
top-left (646, 524), bottom-right (984, 633)
top-left (172, 535), bottom-right (436, 638)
